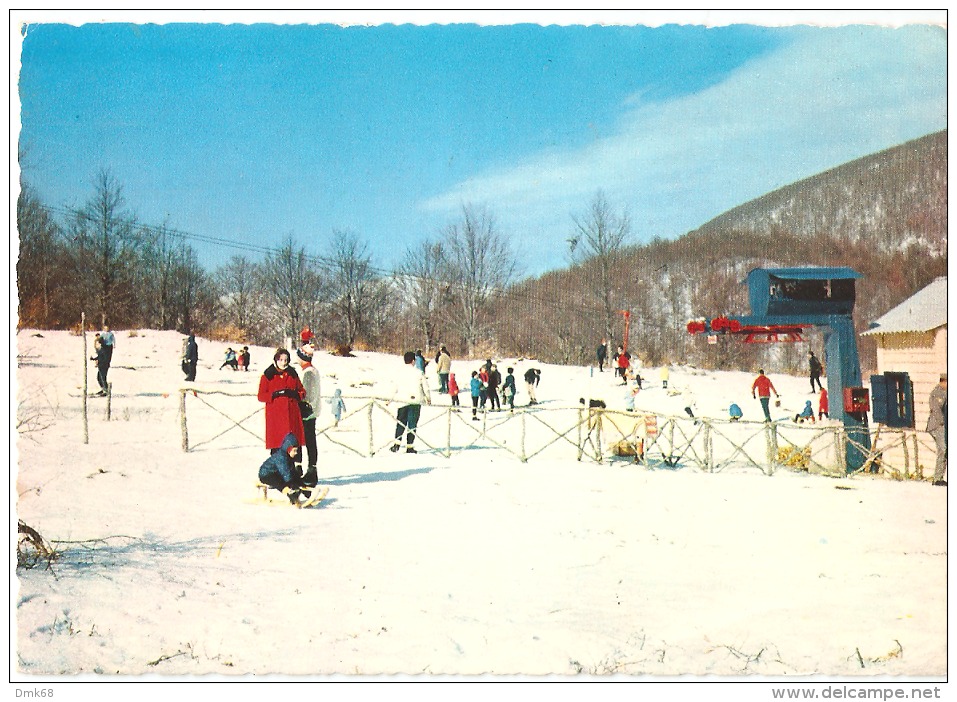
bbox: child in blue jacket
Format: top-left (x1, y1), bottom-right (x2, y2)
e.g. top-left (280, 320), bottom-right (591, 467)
top-left (258, 432), bottom-right (305, 504)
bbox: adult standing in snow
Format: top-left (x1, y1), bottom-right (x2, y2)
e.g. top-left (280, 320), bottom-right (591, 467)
top-left (258, 348), bottom-right (306, 455)
top-left (927, 373), bottom-right (947, 487)
top-left (96, 325), bottom-right (115, 392)
top-left (436, 346), bottom-right (452, 394)
top-left (296, 343), bottom-right (321, 487)
top-left (391, 351), bottom-right (431, 453)
top-left (90, 334), bottom-right (110, 396)
top-left (487, 364), bottom-right (502, 411)
top-left (240, 346), bottom-right (251, 372)
top-left (524, 367), bottom-right (540, 405)
top-left (808, 351), bottom-right (824, 393)
top-left (751, 369), bottom-right (779, 423)
top-left (596, 339), bottom-right (607, 373)
top-left (660, 365), bottom-right (670, 390)
top-left (182, 333), bottom-right (198, 382)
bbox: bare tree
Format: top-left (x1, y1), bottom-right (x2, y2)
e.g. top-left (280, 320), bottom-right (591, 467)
top-left (214, 255), bottom-right (266, 337)
top-left (258, 234), bottom-right (323, 343)
top-left (442, 205), bottom-right (517, 357)
top-left (570, 191), bottom-right (632, 342)
top-left (69, 170), bottom-right (140, 326)
top-left (396, 239), bottom-right (446, 353)
top-left (16, 185), bottom-right (62, 327)
top-left (327, 231), bottom-right (379, 347)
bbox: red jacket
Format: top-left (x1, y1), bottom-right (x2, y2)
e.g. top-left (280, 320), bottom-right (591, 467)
top-left (751, 374), bottom-right (777, 398)
top-left (258, 364), bottom-right (306, 449)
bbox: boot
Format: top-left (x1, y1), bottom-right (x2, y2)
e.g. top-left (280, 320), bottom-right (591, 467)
top-left (302, 465), bottom-right (318, 487)
top-left (406, 446), bottom-right (417, 454)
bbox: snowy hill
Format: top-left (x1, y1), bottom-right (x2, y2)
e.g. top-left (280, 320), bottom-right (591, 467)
top-left (13, 329), bottom-right (947, 680)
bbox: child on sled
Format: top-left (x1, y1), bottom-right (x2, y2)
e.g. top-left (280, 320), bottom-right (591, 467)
top-left (258, 432), bottom-right (308, 504)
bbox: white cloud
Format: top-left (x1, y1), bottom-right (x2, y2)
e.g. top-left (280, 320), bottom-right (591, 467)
top-left (419, 25), bottom-right (945, 259)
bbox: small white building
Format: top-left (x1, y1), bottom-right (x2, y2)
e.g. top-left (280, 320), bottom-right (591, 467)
top-left (861, 277), bottom-right (946, 476)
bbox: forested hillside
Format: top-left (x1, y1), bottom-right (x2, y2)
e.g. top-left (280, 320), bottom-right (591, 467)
top-left (496, 131), bottom-right (947, 374)
top-left (17, 131), bottom-right (946, 376)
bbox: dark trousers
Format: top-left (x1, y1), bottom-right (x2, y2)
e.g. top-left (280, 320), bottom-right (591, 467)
top-left (439, 373), bottom-right (449, 393)
top-left (299, 403), bottom-right (317, 468)
top-left (471, 395), bottom-right (479, 417)
top-left (488, 389), bottom-right (501, 410)
top-left (810, 371), bottom-right (823, 392)
top-left (395, 404), bottom-right (421, 445)
top-left (759, 396), bottom-right (772, 422)
top-left (96, 362), bottom-right (110, 391)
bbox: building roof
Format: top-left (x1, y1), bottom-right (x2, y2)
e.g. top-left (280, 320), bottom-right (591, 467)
top-left (861, 277), bottom-right (947, 336)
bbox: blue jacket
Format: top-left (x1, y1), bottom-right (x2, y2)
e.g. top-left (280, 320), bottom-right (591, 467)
top-left (470, 377), bottom-right (481, 398)
top-left (799, 401), bottom-right (814, 418)
top-left (258, 432), bottom-right (300, 487)
top-left (729, 403), bottom-right (743, 419)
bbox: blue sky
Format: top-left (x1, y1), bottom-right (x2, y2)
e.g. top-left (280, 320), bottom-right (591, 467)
top-left (14, 11), bottom-right (947, 277)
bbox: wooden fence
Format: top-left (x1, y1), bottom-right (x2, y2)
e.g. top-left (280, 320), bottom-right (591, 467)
top-left (178, 389), bottom-right (939, 480)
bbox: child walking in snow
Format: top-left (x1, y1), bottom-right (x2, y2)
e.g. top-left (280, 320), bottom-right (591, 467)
top-left (502, 367), bottom-right (517, 411)
top-left (448, 373), bottom-right (461, 408)
top-left (818, 388), bottom-right (829, 420)
top-left (470, 371), bottom-right (482, 421)
top-left (329, 388), bottom-right (346, 426)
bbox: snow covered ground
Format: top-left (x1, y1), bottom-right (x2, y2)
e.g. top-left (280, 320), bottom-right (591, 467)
top-left (12, 329), bottom-right (948, 687)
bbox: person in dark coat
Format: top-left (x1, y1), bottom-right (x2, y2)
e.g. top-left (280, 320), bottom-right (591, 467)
top-left (257, 348), bottom-right (306, 452)
top-left (258, 432), bottom-right (305, 504)
top-left (596, 339), bottom-right (607, 372)
top-left (240, 346), bottom-right (251, 372)
top-left (808, 351), bottom-right (824, 393)
top-left (90, 334), bottom-right (111, 395)
top-left (182, 333), bottom-right (199, 382)
top-left (486, 364), bottom-right (502, 411)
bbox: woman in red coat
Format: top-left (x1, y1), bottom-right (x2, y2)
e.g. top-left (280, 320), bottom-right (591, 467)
top-left (258, 348), bottom-right (306, 452)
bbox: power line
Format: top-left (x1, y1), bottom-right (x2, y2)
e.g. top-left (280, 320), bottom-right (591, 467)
top-left (37, 202), bottom-right (617, 320)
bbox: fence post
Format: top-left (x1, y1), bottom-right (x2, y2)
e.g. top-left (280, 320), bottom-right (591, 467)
top-left (367, 401), bottom-right (374, 457)
top-left (835, 427), bottom-right (847, 474)
top-left (81, 312), bottom-right (89, 445)
top-left (765, 422), bottom-right (778, 476)
top-left (179, 389), bottom-right (189, 452)
top-left (703, 420), bottom-right (713, 472)
top-left (446, 406), bottom-right (452, 459)
top-left (520, 409), bottom-right (527, 463)
top-left (595, 411), bottom-right (603, 463)
top-left (106, 382), bottom-right (112, 421)
top-left (577, 407), bottom-right (584, 461)
top-left (912, 433), bottom-right (922, 480)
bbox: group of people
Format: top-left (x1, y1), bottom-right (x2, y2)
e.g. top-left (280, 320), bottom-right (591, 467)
top-left (220, 346), bottom-right (250, 371)
top-left (256, 329), bottom-right (322, 505)
top-left (467, 362), bottom-right (542, 420)
top-left (171, 329), bottom-right (948, 500)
